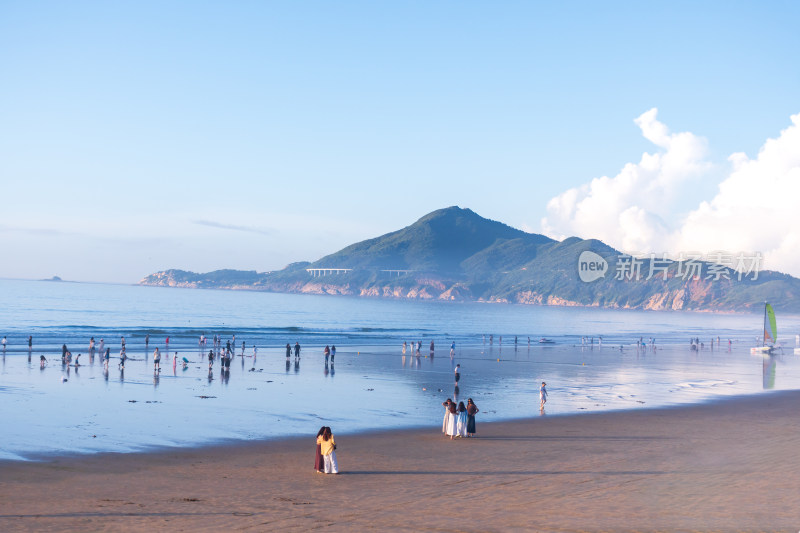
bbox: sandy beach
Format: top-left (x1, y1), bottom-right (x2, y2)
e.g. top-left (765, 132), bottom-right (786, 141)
top-left (2, 391), bottom-right (800, 532)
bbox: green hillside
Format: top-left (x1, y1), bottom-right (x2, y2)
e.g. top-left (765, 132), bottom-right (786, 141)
top-left (140, 207), bottom-right (800, 312)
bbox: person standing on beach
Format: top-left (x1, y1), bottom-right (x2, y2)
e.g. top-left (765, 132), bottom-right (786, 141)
top-left (446, 401), bottom-right (458, 439)
top-left (314, 427), bottom-right (325, 473)
top-left (286, 343), bottom-right (292, 359)
top-left (103, 348), bottom-right (110, 368)
top-left (539, 382), bottom-right (548, 410)
top-left (153, 348), bottom-right (161, 372)
top-left (466, 398), bottom-right (479, 437)
top-left (324, 345), bottom-right (330, 363)
top-left (2, 336), bottom-right (6, 351)
top-left (119, 349), bottom-right (127, 370)
top-left (317, 427), bottom-right (338, 474)
top-left (145, 334), bottom-right (149, 347)
top-left (450, 341), bottom-right (455, 356)
top-left (294, 342), bottom-right (301, 359)
top-left (330, 345), bottom-right (336, 363)
top-left (454, 364), bottom-right (461, 386)
top-left (442, 399), bottom-right (452, 434)
top-left (28, 335), bottom-right (33, 350)
top-left (456, 401), bottom-right (468, 438)
top-left (208, 350), bottom-right (214, 370)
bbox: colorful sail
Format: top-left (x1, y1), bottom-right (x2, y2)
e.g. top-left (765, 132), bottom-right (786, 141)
top-left (764, 303), bottom-right (777, 344)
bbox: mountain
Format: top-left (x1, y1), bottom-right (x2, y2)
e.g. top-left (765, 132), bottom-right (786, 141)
top-left (309, 207), bottom-right (553, 275)
top-left (140, 206), bottom-right (800, 312)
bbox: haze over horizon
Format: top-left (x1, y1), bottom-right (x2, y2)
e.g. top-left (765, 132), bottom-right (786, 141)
top-left (2, 1), bottom-right (798, 283)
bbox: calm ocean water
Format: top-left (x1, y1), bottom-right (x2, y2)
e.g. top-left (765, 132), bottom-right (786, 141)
top-left (2, 279), bottom-right (800, 461)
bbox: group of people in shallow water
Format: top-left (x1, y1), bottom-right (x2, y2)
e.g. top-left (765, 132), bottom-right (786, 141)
top-left (441, 398), bottom-right (479, 439)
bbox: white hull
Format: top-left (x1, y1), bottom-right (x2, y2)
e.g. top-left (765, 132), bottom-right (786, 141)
top-left (751, 346), bottom-right (774, 355)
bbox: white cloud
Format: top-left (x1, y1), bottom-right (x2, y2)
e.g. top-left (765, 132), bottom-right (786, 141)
top-left (541, 110), bottom-right (800, 276)
top-left (674, 113), bottom-right (800, 274)
top-left (541, 108), bottom-right (711, 253)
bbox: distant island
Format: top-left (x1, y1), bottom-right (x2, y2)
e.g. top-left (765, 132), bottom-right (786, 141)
top-left (140, 207), bottom-right (800, 313)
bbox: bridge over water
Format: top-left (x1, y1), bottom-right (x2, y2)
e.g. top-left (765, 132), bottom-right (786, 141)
top-left (306, 268), bottom-right (415, 277)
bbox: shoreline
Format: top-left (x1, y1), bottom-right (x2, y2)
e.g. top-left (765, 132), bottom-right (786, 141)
top-left (3, 391), bottom-right (800, 530)
top-left (2, 388), bottom-right (792, 465)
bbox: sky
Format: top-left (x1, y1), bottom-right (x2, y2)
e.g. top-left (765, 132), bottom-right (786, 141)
top-left (1, 1), bottom-right (798, 283)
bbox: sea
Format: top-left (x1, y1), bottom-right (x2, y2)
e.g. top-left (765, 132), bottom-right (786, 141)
top-left (2, 278), bottom-right (800, 461)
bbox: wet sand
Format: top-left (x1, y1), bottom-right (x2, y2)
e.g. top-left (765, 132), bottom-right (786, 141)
top-left (2, 392), bottom-right (800, 532)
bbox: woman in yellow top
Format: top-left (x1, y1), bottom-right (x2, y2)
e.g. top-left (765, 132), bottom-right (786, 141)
top-left (316, 427), bottom-right (338, 474)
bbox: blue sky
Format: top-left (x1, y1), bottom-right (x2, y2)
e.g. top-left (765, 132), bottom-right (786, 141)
top-left (1, 1), bottom-right (798, 282)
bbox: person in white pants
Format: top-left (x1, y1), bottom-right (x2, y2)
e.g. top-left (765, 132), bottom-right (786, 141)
top-left (317, 427), bottom-right (338, 474)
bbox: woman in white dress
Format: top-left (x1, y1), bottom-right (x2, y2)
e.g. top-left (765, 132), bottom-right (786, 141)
top-left (442, 399), bottom-right (452, 434)
top-left (456, 401), bottom-right (468, 438)
top-left (446, 401), bottom-right (458, 439)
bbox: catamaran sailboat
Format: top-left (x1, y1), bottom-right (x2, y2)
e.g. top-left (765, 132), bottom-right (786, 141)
top-left (751, 302), bottom-right (777, 355)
